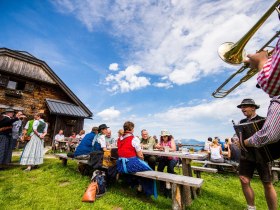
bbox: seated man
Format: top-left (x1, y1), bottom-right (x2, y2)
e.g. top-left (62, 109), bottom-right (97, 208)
top-left (74, 127), bottom-right (98, 158)
top-left (105, 129), bottom-right (116, 147)
top-left (140, 129), bottom-right (157, 170)
top-left (54, 130), bottom-right (65, 151)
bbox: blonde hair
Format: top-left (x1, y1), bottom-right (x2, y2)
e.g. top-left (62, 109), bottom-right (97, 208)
top-left (118, 129), bottom-right (124, 136)
top-left (212, 139), bottom-right (219, 145)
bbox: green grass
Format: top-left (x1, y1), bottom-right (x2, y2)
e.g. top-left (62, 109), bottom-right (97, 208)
top-left (0, 157), bottom-right (279, 210)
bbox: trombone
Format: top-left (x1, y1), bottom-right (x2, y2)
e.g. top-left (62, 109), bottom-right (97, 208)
top-left (212, 0), bottom-right (280, 98)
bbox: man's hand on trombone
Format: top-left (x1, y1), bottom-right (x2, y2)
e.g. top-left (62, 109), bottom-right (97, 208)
top-left (244, 50), bottom-right (269, 71)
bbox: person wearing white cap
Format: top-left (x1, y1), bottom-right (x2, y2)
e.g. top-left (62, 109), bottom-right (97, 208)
top-left (155, 130), bottom-right (177, 173)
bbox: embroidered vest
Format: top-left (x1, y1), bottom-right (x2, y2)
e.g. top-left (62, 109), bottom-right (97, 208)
top-left (117, 134), bottom-right (137, 158)
top-left (26, 120), bottom-right (34, 136)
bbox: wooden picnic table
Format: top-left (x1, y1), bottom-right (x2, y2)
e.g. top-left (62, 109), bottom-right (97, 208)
top-left (142, 150), bottom-right (208, 205)
top-left (55, 138), bottom-right (80, 152)
top-left (142, 150), bottom-right (207, 177)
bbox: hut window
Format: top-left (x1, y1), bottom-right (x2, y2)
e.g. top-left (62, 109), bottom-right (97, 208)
top-left (6, 80), bottom-right (26, 90)
top-left (7, 81), bottom-right (17, 89)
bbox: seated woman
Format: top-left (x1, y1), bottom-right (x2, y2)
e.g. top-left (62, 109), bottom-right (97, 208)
top-left (228, 136), bottom-right (241, 165)
top-left (76, 130), bottom-right (86, 142)
top-left (117, 121), bottom-right (157, 198)
top-left (209, 139), bottom-right (224, 163)
top-left (155, 130), bottom-right (178, 174)
top-left (92, 124), bottom-right (109, 152)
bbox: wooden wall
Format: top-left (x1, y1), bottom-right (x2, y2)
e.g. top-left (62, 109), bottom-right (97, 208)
top-left (0, 71), bottom-right (85, 144)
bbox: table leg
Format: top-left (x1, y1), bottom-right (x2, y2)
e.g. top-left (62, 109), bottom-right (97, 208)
top-left (181, 158), bottom-right (192, 206)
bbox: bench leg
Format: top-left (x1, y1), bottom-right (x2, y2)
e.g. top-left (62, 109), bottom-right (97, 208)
top-left (194, 171), bottom-right (201, 195)
top-left (172, 183), bottom-right (185, 210)
top-left (60, 158), bottom-right (68, 166)
top-left (182, 185), bottom-right (192, 207)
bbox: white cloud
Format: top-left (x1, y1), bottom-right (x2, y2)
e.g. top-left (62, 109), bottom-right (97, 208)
top-left (109, 63), bottom-right (119, 71)
top-left (105, 65), bottom-right (150, 93)
top-left (84, 79), bottom-right (271, 141)
top-left (168, 62), bottom-right (200, 85)
top-left (53, 0), bottom-right (278, 88)
top-left (96, 106), bottom-right (121, 121)
top-left (153, 82), bottom-right (173, 89)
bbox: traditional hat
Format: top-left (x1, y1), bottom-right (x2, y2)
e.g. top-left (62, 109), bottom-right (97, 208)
top-left (1, 108), bottom-right (15, 114)
top-left (160, 130), bottom-right (171, 136)
top-left (98, 124), bottom-right (109, 130)
top-left (237, 98), bottom-right (260, 109)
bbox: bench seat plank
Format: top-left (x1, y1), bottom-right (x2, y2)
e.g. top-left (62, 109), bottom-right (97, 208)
top-left (191, 166), bottom-right (217, 173)
top-left (192, 160), bottom-right (237, 167)
top-left (135, 171), bottom-right (203, 188)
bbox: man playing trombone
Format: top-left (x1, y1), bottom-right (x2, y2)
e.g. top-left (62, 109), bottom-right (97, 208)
top-left (239, 21), bottom-right (280, 210)
top-left (243, 39), bottom-right (280, 148)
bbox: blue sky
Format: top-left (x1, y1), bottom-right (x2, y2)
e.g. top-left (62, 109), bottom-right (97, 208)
top-left (0, 0), bottom-right (277, 141)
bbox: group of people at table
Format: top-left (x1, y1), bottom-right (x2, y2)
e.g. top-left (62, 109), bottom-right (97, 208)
top-left (68, 122), bottom-right (182, 198)
top-left (204, 136), bottom-right (241, 165)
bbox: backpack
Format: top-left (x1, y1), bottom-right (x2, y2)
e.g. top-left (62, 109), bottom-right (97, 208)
top-left (91, 170), bottom-right (106, 198)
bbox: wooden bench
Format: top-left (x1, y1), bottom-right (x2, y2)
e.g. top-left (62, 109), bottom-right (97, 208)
top-left (54, 153), bottom-right (89, 166)
top-left (191, 166), bottom-right (217, 178)
top-left (192, 160), bottom-right (238, 172)
top-left (54, 153), bottom-right (95, 175)
top-left (190, 166), bottom-right (217, 195)
top-left (135, 170), bottom-right (203, 210)
top-left (272, 167), bottom-right (280, 182)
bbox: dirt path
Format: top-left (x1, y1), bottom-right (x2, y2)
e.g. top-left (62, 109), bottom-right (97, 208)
top-left (12, 146), bottom-right (56, 159)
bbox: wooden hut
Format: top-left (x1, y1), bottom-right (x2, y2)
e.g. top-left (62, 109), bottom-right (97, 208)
top-left (0, 48), bottom-right (92, 144)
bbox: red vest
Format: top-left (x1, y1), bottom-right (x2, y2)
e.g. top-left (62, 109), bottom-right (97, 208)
top-left (117, 134), bottom-right (137, 158)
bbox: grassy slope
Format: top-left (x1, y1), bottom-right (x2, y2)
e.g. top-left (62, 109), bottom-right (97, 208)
top-left (0, 157), bottom-right (279, 210)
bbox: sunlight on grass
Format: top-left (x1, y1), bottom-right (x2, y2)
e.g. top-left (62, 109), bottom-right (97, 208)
top-left (0, 157), bottom-right (279, 210)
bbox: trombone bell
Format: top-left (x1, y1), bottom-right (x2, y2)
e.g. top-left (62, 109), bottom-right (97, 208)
top-left (218, 42), bottom-right (246, 65)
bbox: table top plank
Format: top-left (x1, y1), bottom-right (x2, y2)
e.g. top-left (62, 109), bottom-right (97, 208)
top-left (142, 150), bottom-right (207, 160)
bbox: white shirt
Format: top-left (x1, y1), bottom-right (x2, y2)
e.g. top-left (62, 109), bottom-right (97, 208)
top-left (55, 134), bottom-right (65, 141)
top-left (210, 146), bottom-right (222, 160)
top-left (76, 134), bottom-right (85, 140)
top-left (97, 134), bottom-right (106, 148)
top-left (132, 136), bottom-right (142, 152)
top-left (204, 141), bottom-right (211, 151)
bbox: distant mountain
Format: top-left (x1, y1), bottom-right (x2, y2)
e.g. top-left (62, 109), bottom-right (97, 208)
top-left (175, 139), bottom-right (204, 151)
top-left (175, 139), bottom-right (204, 145)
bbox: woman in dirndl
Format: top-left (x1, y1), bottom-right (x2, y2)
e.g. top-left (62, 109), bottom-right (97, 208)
top-left (20, 113), bottom-right (47, 171)
top-left (117, 121), bottom-right (157, 198)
